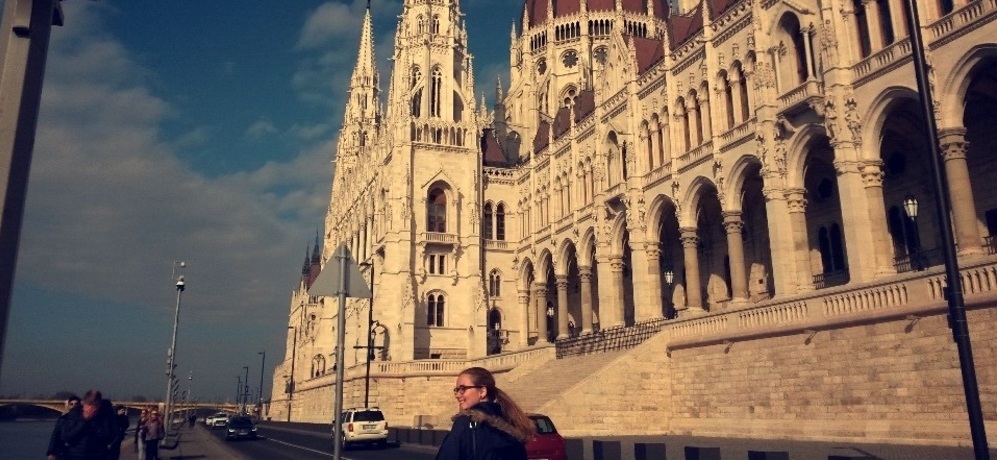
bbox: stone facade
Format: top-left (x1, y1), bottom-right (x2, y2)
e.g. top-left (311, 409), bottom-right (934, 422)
top-left (266, 0), bottom-right (997, 445)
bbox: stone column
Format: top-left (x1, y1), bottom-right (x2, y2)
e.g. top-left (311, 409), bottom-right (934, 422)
top-left (533, 283), bottom-right (549, 345)
top-left (723, 212), bottom-right (750, 304)
top-left (730, 74), bottom-right (745, 125)
top-left (699, 93), bottom-right (713, 140)
top-left (801, 27), bottom-right (815, 79)
top-left (517, 290), bottom-right (531, 348)
top-left (859, 162), bottom-right (897, 276)
top-left (862, 0), bottom-right (885, 52)
top-left (687, 101), bottom-right (701, 146)
top-left (889, 0), bottom-right (908, 39)
top-left (762, 185), bottom-right (796, 295)
top-left (785, 188), bottom-right (815, 292)
top-left (555, 275), bottom-right (570, 339)
top-left (680, 228), bottom-right (705, 313)
top-left (579, 266), bottom-right (594, 333)
top-left (643, 244), bottom-right (665, 319)
top-left (606, 256), bottom-right (626, 328)
top-left (595, 252), bottom-right (616, 328)
top-left (658, 120), bottom-right (670, 165)
top-left (939, 128), bottom-right (984, 256)
top-left (647, 126), bottom-right (658, 171)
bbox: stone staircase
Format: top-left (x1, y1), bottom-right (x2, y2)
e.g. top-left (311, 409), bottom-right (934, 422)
top-left (500, 350), bottom-right (627, 413)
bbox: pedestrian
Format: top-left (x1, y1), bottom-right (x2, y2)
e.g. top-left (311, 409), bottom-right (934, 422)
top-left (59, 389), bottom-right (117, 460)
top-left (134, 409), bottom-right (148, 460)
top-left (106, 405), bottom-right (130, 460)
top-left (435, 367), bottom-right (535, 460)
top-left (46, 394), bottom-right (80, 460)
top-left (188, 412), bottom-right (196, 428)
top-left (141, 409), bottom-right (165, 460)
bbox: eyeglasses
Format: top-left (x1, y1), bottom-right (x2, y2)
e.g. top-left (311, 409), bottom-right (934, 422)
top-left (453, 385), bottom-right (483, 395)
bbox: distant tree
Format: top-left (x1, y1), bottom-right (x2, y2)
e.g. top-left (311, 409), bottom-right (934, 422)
top-left (131, 395), bottom-right (149, 402)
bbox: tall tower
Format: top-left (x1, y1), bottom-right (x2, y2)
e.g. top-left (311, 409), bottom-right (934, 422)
top-left (374, 0), bottom-right (487, 361)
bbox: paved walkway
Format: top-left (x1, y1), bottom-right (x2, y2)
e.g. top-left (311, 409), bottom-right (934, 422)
top-left (119, 424), bottom-right (241, 460)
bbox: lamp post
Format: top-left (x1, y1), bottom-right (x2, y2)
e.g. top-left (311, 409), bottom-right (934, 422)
top-left (257, 351), bottom-right (265, 418)
top-left (546, 304), bottom-right (554, 342)
top-left (235, 375), bottom-right (241, 409)
top-left (242, 366), bottom-right (249, 415)
top-left (286, 326), bottom-right (297, 422)
top-left (903, 194), bottom-right (923, 270)
top-left (359, 261), bottom-right (377, 408)
top-left (163, 261), bottom-right (185, 434)
top-left (901, 1), bottom-right (988, 456)
top-left (663, 268), bottom-right (675, 319)
top-left (186, 371), bottom-right (193, 426)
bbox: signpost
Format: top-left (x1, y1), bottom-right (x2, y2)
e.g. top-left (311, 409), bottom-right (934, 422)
top-left (309, 244), bottom-right (371, 460)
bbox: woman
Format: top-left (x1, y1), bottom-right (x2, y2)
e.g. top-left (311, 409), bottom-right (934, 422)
top-left (435, 367), bottom-right (535, 460)
top-left (135, 409), bottom-right (148, 460)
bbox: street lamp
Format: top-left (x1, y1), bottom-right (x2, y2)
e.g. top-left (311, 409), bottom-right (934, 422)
top-left (901, 0), bottom-right (989, 456)
top-left (242, 366), bottom-right (249, 414)
top-left (163, 261), bottom-right (185, 434)
top-left (286, 326), bottom-right (297, 422)
top-left (257, 351), bottom-right (266, 418)
top-left (546, 304), bottom-right (554, 342)
top-left (903, 194), bottom-right (919, 220)
top-left (359, 261), bottom-right (377, 408)
top-left (663, 268), bottom-right (676, 319)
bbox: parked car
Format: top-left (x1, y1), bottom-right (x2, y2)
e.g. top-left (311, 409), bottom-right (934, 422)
top-left (336, 407), bottom-right (388, 449)
top-left (526, 414), bottom-right (567, 460)
top-left (225, 416), bottom-right (258, 441)
top-left (205, 412), bottom-right (229, 429)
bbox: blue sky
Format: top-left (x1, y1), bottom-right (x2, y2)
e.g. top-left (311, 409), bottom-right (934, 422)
top-left (0, 0), bottom-right (518, 402)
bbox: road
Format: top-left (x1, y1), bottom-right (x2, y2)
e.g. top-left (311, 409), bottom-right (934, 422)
top-left (205, 424), bottom-right (438, 460)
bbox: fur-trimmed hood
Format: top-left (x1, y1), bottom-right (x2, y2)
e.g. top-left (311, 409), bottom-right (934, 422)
top-left (451, 403), bottom-right (532, 443)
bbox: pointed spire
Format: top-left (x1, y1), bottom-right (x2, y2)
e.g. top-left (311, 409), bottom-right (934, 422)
top-left (311, 231), bottom-right (321, 264)
top-left (343, 7), bottom-right (381, 126)
top-left (495, 76), bottom-right (503, 102)
top-left (301, 247), bottom-right (311, 275)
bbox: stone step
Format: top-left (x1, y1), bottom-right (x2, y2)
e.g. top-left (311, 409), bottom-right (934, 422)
top-left (502, 350), bottom-right (627, 413)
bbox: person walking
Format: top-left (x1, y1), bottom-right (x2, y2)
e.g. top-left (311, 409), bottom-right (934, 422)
top-left (141, 409), bottom-right (165, 460)
top-left (46, 394), bottom-right (80, 460)
top-left (58, 390), bottom-right (116, 460)
top-left (435, 367), bottom-right (535, 460)
top-left (134, 409), bottom-right (148, 460)
top-left (106, 405), bottom-right (130, 460)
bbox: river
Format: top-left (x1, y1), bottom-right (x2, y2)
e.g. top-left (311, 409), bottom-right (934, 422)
top-left (0, 420), bottom-right (58, 459)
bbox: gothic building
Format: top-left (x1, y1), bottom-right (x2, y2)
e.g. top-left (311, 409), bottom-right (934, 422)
top-left (269, 0), bottom-right (997, 444)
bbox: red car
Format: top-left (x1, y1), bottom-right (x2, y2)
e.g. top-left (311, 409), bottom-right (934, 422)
top-left (526, 414), bottom-right (567, 460)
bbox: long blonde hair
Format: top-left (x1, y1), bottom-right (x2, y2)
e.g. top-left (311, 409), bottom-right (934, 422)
top-left (460, 367), bottom-right (535, 441)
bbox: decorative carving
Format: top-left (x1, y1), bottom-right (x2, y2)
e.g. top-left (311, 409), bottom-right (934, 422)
top-left (819, 19), bottom-right (838, 66)
top-left (845, 98), bottom-right (862, 144)
top-left (822, 99), bottom-right (839, 143)
top-left (859, 162), bottom-right (884, 187)
top-left (473, 279), bottom-right (488, 312)
top-left (753, 61), bottom-right (775, 90)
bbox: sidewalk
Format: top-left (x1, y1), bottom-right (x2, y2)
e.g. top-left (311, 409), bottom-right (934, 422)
top-left (119, 424), bottom-right (242, 460)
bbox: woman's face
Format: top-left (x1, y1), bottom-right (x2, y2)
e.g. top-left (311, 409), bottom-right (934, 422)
top-left (453, 373), bottom-right (488, 411)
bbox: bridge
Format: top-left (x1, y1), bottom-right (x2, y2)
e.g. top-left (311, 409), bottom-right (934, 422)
top-left (0, 399), bottom-right (239, 415)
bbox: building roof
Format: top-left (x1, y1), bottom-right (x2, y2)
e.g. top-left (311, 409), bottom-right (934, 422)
top-left (632, 35), bottom-right (665, 73)
top-left (481, 129), bottom-right (509, 166)
top-left (523, 0), bottom-right (669, 28)
top-left (667, 4), bottom-right (704, 50)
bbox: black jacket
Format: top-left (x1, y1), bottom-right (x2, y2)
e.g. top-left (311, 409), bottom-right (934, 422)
top-left (46, 412), bottom-right (70, 457)
top-left (435, 402), bottom-right (529, 460)
top-left (59, 400), bottom-right (117, 460)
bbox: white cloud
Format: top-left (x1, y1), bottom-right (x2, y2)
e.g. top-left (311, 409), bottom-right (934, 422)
top-left (16, 3), bottom-right (329, 324)
top-left (296, 1), bottom-right (369, 50)
top-left (245, 119), bottom-right (279, 139)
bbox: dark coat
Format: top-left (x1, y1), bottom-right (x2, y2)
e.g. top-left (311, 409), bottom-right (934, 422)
top-left (59, 400), bottom-right (117, 460)
top-left (46, 412), bottom-right (70, 457)
top-left (435, 402), bottom-right (529, 460)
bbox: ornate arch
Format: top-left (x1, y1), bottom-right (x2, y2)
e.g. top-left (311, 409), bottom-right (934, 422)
top-left (555, 238), bottom-right (578, 274)
top-left (726, 154), bottom-right (765, 211)
top-left (940, 44), bottom-right (997, 127)
top-left (646, 193), bottom-right (678, 242)
top-left (679, 175), bottom-right (719, 227)
top-left (784, 122), bottom-right (831, 189)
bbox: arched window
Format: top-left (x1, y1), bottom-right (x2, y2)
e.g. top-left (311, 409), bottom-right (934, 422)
top-left (483, 203), bottom-right (494, 239)
top-left (427, 187), bottom-right (447, 232)
top-left (853, 0), bottom-right (872, 57)
top-left (412, 89), bottom-right (422, 117)
top-left (417, 15), bottom-right (425, 34)
top-left (496, 204), bottom-right (506, 240)
top-left (432, 15), bottom-right (440, 34)
top-left (430, 67), bottom-right (443, 118)
top-left (427, 293), bottom-right (445, 326)
top-left (489, 270), bottom-right (502, 297)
